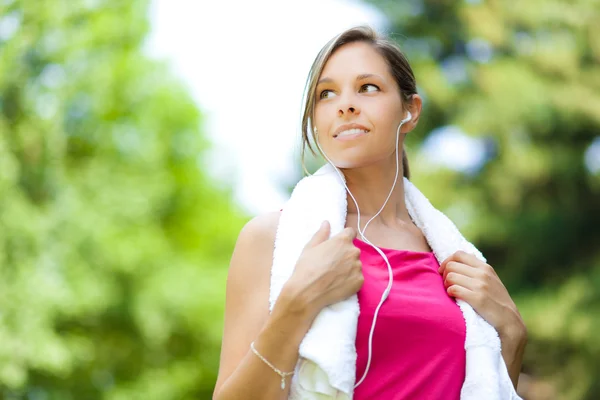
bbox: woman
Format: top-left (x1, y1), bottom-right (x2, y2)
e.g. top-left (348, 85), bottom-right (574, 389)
top-left (213, 25), bottom-right (527, 400)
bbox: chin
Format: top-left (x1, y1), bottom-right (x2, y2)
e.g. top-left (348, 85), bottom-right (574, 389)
top-left (323, 145), bottom-right (396, 170)
top-left (325, 152), bottom-right (372, 170)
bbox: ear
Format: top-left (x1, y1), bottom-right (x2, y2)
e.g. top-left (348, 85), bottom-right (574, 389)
top-left (401, 94), bottom-right (423, 134)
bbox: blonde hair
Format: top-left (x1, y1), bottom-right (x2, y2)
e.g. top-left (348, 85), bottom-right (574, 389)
top-left (300, 25), bottom-right (418, 179)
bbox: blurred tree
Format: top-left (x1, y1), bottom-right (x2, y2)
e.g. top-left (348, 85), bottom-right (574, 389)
top-left (360, 0), bottom-right (600, 398)
top-left (0, 0), bottom-right (246, 399)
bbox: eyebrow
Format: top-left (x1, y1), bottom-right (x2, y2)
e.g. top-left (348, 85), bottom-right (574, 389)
top-left (317, 73), bottom-right (384, 86)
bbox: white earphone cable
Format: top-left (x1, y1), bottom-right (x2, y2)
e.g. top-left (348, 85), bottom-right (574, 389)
top-left (314, 112), bottom-right (411, 388)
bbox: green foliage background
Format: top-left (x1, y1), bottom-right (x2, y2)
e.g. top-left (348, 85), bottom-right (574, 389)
top-left (0, 0), bottom-right (599, 399)
top-left (361, 0), bottom-right (600, 398)
top-left (0, 1), bottom-right (247, 399)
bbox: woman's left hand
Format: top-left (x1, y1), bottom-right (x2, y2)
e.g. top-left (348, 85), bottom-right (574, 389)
top-left (439, 250), bottom-right (528, 389)
top-left (438, 251), bottom-right (526, 340)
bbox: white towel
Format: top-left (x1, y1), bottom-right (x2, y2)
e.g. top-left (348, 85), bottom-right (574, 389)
top-left (269, 163), bottom-right (522, 400)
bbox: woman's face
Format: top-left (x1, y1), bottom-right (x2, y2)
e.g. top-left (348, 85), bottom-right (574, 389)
top-left (314, 41), bottom-right (408, 169)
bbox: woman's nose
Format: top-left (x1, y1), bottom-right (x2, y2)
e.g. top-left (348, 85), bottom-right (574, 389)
top-left (338, 97), bottom-right (359, 116)
top-left (339, 106), bottom-right (356, 115)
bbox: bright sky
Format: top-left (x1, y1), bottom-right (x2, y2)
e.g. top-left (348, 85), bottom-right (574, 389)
top-left (147, 0), bottom-right (584, 214)
top-left (146, 0), bottom-right (387, 214)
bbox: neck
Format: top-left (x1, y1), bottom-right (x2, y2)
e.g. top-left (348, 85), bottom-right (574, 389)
top-left (340, 160), bottom-right (410, 228)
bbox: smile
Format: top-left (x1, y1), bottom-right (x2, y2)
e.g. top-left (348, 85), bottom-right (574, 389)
top-left (335, 128), bottom-right (369, 140)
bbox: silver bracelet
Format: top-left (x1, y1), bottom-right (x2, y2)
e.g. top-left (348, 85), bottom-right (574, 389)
top-left (250, 341), bottom-right (295, 390)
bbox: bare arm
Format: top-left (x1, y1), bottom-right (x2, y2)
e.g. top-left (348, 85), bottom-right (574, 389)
top-left (213, 212), bottom-right (317, 400)
top-left (500, 323), bottom-right (528, 390)
top-left (213, 215), bottom-right (362, 399)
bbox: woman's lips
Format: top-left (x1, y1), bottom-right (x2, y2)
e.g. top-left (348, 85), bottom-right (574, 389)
top-left (335, 129), bottom-right (368, 141)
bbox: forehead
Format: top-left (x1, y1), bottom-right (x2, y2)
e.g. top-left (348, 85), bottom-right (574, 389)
top-left (319, 41), bottom-right (392, 81)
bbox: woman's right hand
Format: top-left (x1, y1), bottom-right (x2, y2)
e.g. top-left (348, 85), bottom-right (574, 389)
top-left (283, 221), bottom-right (364, 317)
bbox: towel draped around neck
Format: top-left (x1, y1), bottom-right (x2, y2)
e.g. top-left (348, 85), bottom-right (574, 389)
top-left (269, 164), bottom-right (521, 400)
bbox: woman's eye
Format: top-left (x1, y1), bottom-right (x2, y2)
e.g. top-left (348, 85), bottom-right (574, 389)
top-left (361, 84), bottom-right (379, 92)
top-left (319, 90), bottom-right (335, 99)
top-left (319, 84), bottom-right (378, 100)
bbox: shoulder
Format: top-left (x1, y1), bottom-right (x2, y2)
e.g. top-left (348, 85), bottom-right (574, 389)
top-left (236, 211), bottom-right (281, 249)
top-left (225, 210), bottom-right (283, 315)
top-left (229, 211), bottom-right (282, 276)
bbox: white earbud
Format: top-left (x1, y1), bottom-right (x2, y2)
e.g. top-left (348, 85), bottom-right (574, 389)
top-left (401, 111), bottom-right (412, 124)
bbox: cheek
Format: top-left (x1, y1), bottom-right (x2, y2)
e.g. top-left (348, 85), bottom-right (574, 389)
top-left (366, 101), bottom-right (402, 134)
top-left (313, 104), bottom-right (332, 131)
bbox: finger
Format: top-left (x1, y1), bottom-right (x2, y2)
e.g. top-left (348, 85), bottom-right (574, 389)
top-left (443, 272), bottom-right (480, 292)
top-left (446, 284), bottom-right (476, 301)
top-left (334, 226), bottom-right (356, 241)
top-left (305, 220), bottom-right (331, 248)
top-left (439, 261), bottom-right (481, 280)
top-left (454, 251), bottom-right (489, 270)
top-left (440, 250), bottom-right (488, 272)
top-left (345, 227), bottom-right (357, 240)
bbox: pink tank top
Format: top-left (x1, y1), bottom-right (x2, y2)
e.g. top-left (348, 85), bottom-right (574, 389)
top-left (353, 238), bottom-right (466, 400)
